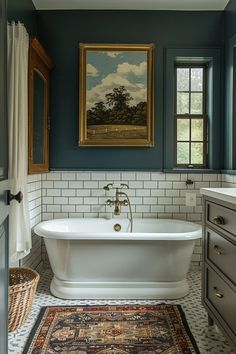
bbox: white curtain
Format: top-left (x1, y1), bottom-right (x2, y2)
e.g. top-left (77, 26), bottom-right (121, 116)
top-left (7, 22), bottom-right (31, 261)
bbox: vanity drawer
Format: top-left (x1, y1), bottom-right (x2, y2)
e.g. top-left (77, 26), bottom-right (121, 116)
top-left (206, 267), bottom-right (236, 336)
top-left (206, 201), bottom-right (236, 237)
top-left (206, 229), bottom-right (236, 286)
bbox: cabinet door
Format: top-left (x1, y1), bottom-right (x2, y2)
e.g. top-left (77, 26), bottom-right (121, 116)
top-left (28, 38), bottom-right (53, 174)
top-left (0, 0), bottom-right (9, 352)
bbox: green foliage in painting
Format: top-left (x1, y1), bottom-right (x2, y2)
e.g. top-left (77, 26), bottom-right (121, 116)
top-left (87, 86), bottom-right (147, 126)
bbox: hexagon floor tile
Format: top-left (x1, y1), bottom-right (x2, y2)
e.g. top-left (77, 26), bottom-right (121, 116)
top-left (8, 270), bottom-right (235, 354)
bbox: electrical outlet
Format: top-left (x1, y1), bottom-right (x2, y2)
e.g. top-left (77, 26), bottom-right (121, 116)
top-left (185, 192), bottom-right (196, 207)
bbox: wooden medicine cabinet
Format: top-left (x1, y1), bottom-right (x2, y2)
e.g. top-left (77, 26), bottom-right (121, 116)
top-left (28, 38), bottom-right (53, 174)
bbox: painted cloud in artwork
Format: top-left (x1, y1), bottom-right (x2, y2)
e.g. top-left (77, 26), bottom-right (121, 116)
top-left (86, 51), bottom-right (147, 109)
top-left (105, 51), bottom-right (120, 58)
top-left (86, 63), bottom-right (99, 77)
top-left (117, 62), bottom-right (147, 75)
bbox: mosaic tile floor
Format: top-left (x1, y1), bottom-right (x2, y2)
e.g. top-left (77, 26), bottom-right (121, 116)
top-left (8, 269), bottom-right (235, 354)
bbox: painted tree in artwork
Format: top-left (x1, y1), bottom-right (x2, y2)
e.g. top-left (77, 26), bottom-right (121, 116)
top-left (87, 85), bottom-right (147, 126)
top-left (105, 86), bottom-right (133, 111)
top-left (87, 101), bottom-right (106, 125)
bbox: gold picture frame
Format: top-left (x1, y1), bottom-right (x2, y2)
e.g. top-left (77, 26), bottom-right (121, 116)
top-left (79, 43), bottom-right (154, 147)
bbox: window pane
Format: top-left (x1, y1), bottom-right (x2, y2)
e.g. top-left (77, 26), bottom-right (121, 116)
top-left (177, 142), bottom-right (189, 164)
top-left (191, 68), bottom-right (203, 92)
top-left (177, 92), bottom-right (189, 114)
top-left (177, 119), bottom-right (190, 141)
top-left (177, 68), bottom-right (189, 91)
top-left (191, 92), bottom-right (203, 114)
top-left (191, 143), bottom-right (203, 164)
top-left (191, 119), bottom-right (203, 141)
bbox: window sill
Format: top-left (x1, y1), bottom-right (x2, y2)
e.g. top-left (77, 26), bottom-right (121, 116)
top-left (221, 169), bottom-right (236, 175)
top-left (164, 168), bottom-right (221, 174)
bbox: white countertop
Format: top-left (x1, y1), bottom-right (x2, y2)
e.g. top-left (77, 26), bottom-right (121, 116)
top-left (200, 188), bottom-right (236, 205)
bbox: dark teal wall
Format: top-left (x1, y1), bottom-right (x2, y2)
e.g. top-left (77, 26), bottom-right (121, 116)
top-left (224, 0), bottom-right (236, 170)
top-left (37, 10), bottom-right (224, 170)
top-left (225, 0), bottom-right (236, 39)
top-left (7, 0), bottom-right (37, 35)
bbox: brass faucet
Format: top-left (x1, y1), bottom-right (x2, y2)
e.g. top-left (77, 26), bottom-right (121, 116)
top-left (104, 183), bottom-right (129, 216)
top-left (103, 183), bottom-right (133, 232)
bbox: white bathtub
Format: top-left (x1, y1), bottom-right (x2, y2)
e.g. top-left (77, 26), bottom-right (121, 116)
top-left (35, 218), bottom-right (202, 299)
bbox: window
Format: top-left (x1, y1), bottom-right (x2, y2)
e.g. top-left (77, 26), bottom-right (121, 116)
top-left (174, 64), bottom-right (207, 168)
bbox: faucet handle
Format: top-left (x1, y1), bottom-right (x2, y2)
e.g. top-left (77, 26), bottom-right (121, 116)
top-left (105, 199), bottom-right (113, 206)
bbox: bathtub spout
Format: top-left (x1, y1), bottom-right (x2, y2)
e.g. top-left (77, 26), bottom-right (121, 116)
top-left (114, 204), bottom-right (120, 215)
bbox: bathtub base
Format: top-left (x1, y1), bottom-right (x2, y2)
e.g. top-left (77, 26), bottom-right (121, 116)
top-left (51, 276), bottom-right (189, 299)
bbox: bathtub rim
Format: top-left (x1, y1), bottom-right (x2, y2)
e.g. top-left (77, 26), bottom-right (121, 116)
top-left (34, 218), bottom-right (202, 241)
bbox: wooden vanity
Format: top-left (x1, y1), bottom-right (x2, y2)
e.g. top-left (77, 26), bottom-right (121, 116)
top-left (201, 188), bottom-right (236, 351)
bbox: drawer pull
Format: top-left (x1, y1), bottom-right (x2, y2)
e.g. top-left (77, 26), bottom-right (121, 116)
top-left (213, 286), bottom-right (224, 299)
top-left (213, 216), bottom-right (225, 225)
top-left (213, 244), bottom-right (223, 255)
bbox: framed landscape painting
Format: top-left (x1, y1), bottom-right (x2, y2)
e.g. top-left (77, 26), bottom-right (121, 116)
top-left (79, 43), bottom-right (154, 146)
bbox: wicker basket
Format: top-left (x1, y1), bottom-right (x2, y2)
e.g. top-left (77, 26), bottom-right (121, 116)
top-left (8, 267), bottom-right (40, 332)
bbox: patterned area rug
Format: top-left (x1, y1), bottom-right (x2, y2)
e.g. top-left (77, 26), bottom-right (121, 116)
top-left (23, 304), bottom-right (200, 353)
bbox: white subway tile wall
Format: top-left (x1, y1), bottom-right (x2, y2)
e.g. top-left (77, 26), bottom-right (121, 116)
top-left (25, 172), bottom-right (236, 271)
top-left (22, 174), bottom-right (42, 269)
top-left (39, 171), bottom-right (222, 269)
top-left (221, 173), bottom-right (236, 187)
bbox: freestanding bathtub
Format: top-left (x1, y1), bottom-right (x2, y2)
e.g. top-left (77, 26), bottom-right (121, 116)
top-left (34, 218), bottom-right (201, 299)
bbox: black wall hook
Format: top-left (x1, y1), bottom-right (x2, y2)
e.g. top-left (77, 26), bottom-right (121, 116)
top-left (185, 179), bottom-right (194, 186)
top-left (7, 190), bottom-right (23, 205)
